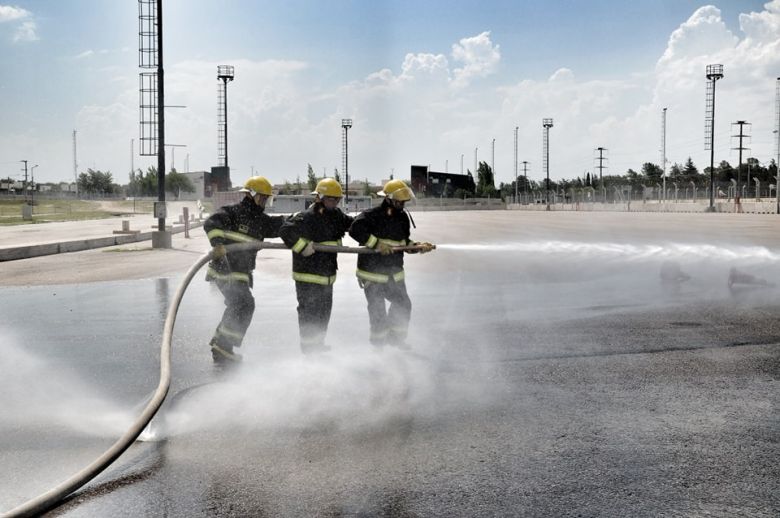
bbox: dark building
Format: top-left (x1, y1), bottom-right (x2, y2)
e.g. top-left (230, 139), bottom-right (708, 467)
top-left (209, 166), bottom-right (231, 195)
top-left (410, 165), bottom-right (476, 198)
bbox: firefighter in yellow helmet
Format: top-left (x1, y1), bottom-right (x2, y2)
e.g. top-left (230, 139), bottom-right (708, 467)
top-left (349, 179), bottom-right (434, 348)
top-left (204, 176), bottom-right (286, 366)
top-left (279, 178), bottom-right (354, 353)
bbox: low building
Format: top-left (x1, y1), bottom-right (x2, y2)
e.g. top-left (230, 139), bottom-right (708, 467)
top-left (410, 165), bottom-right (476, 197)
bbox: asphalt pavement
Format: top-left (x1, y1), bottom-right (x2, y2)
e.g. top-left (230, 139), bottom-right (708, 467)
top-left (0, 210), bottom-right (778, 517)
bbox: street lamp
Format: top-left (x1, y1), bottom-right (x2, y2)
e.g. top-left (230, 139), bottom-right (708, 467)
top-left (542, 118), bottom-right (554, 210)
top-left (341, 118), bottom-right (352, 206)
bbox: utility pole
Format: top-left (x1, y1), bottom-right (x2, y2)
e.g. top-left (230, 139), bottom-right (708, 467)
top-left (514, 126), bottom-right (518, 204)
top-left (662, 108), bottom-right (667, 202)
top-left (474, 147), bottom-right (478, 176)
top-left (522, 161), bottom-right (529, 202)
top-left (73, 130), bottom-right (78, 198)
top-left (491, 138), bottom-right (495, 183)
top-left (131, 138), bottom-right (134, 179)
top-left (460, 153), bottom-right (464, 175)
top-left (21, 160), bottom-right (28, 203)
top-left (776, 77), bottom-right (780, 214)
top-left (732, 120), bottom-right (750, 202)
top-left (595, 147), bottom-right (607, 186)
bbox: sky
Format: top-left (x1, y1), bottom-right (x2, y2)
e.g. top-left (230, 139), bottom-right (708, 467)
top-left (0, 0), bottom-right (778, 188)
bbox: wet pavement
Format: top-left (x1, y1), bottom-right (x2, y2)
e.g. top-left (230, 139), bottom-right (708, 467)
top-left (1, 211), bottom-right (779, 517)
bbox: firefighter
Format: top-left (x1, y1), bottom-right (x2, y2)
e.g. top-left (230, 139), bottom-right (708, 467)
top-left (348, 179), bottom-right (434, 348)
top-left (279, 178), bottom-right (354, 354)
top-left (204, 176), bottom-right (286, 365)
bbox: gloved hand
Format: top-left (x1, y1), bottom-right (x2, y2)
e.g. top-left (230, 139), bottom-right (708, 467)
top-left (301, 241), bottom-right (316, 257)
top-left (417, 242), bottom-right (435, 254)
top-left (377, 242), bottom-right (393, 255)
top-left (212, 244), bottom-right (227, 259)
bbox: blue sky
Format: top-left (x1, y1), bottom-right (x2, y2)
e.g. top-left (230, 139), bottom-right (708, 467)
top-left (1, 1), bottom-right (777, 187)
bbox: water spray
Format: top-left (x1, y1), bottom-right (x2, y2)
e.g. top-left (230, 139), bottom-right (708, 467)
top-left (3, 240), bottom-right (434, 517)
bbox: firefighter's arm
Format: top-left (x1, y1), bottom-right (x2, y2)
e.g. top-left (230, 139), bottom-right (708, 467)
top-left (204, 211), bottom-right (232, 259)
top-left (279, 212), bottom-right (313, 255)
top-left (265, 214), bottom-right (287, 239)
top-left (348, 213), bottom-right (382, 250)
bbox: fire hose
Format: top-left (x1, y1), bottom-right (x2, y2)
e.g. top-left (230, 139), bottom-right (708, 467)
top-left (3, 240), bottom-right (434, 518)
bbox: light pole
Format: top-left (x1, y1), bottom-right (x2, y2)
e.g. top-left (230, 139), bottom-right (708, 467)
top-left (341, 118), bottom-right (352, 206)
top-left (491, 138), bottom-right (495, 185)
top-left (543, 118), bottom-right (554, 210)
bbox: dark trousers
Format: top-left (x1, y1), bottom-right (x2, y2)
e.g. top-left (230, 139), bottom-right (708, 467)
top-left (363, 278), bottom-right (411, 346)
top-left (295, 282), bottom-right (333, 352)
top-left (211, 279), bottom-right (255, 350)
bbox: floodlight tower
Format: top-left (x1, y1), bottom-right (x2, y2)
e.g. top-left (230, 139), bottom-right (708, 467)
top-left (543, 118), bottom-right (553, 210)
top-left (138, 0), bottom-right (169, 247)
top-left (705, 64), bottom-right (724, 210)
top-left (341, 118), bottom-right (352, 205)
top-left (217, 65), bottom-right (235, 168)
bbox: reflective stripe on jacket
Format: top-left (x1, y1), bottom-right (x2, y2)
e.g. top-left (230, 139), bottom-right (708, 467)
top-left (279, 202), bottom-right (354, 280)
top-left (356, 269), bottom-right (405, 284)
top-left (348, 199), bottom-right (412, 277)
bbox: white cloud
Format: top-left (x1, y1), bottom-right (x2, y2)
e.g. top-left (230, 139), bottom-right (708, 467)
top-left (451, 31), bottom-right (500, 88)
top-left (13, 19), bottom-right (36, 41)
top-left (74, 50), bottom-right (95, 59)
top-left (739, 0), bottom-right (780, 44)
top-left (0, 5), bottom-right (29, 22)
top-left (1, 5), bottom-right (37, 42)
top-left (658, 6), bottom-right (738, 66)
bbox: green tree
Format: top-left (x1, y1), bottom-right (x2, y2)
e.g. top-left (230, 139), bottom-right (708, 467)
top-left (715, 160), bottom-right (734, 182)
top-left (165, 169), bottom-right (195, 197)
top-left (307, 163), bottom-right (318, 192)
top-left (641, 162), bottom-right (663, 183)
top-left (476, 161), bottom-right (497, 197)
top-left (683, 157), bottom-right (699, 177)
top-left (668, 163), bottom-right (683, 180)
top-left (78, 168), bottom-right (115, 194)
top-left (333, 168), bottom-right (342, 184)
top-left (129, 166), bottom-right (159, 196)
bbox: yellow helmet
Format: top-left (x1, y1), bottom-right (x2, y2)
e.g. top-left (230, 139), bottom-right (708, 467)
top-left (379, 179), bottom-right (414, 201)
top-left (312, 178), bottom-right (343, 197)
top-left (240, 176), bottom-right (273, 196)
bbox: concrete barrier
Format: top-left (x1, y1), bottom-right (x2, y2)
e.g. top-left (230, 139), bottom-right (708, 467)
top-left (0, 221), bottom-right (203, 262)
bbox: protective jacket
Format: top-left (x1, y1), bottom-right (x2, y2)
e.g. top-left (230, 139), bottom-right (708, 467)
top-left (349, 199), bottom-right (413, 283)
top-left (279, 202), bottom-right (354, 285)
top-left (204, 196), bottom-right (285, 284)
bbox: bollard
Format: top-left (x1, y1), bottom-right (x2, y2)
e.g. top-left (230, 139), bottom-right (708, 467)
top-left (183, 207), bottom-right (190, 238)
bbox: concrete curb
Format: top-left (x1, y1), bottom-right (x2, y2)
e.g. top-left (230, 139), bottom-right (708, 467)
top-left (0, 221), bottom-right (203, 262)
